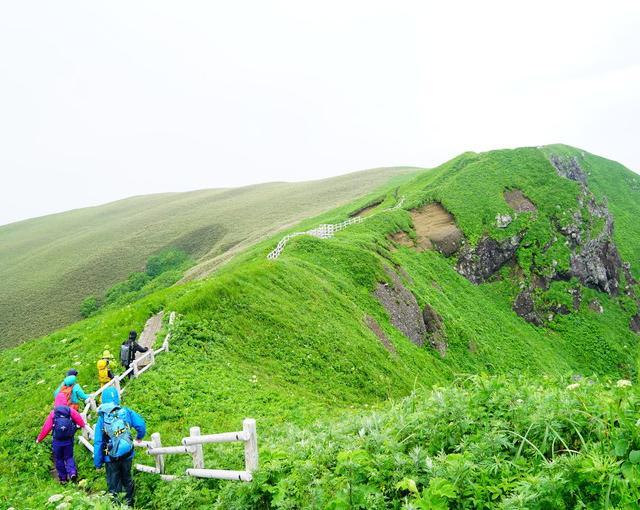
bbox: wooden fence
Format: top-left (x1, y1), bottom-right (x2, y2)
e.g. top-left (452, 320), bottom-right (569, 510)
top-left (266, 195), bottom-right (405, 260)
top-left (135, 418), bottom-right (258, 482)
top-left (76, 311), bottom-right (259, 483)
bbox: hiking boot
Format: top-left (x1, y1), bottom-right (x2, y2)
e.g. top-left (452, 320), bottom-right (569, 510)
top-left (70, 475), bottom-right (78, 483)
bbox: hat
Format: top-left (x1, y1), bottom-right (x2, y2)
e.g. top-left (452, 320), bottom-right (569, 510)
top-left (128, 330), bottom-right (137, 340)
top-left (102, 350), bottom-right (114, 359)
top-left (66, 369), bottom-right (78, 376)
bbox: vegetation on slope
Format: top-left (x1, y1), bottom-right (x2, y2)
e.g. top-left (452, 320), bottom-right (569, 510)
top-left (0, 167), bottom-right (417, 347)
top-left (0, 145), bottom-right (638, 508)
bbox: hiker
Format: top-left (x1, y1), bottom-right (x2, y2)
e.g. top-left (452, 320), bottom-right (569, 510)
top-left (93, 386), bottom-right (146, 507)
top-left (53, 369), bottom-right (89, 410)
top-left (97, 350), bottom-right (115, 386)
top-left (36, 392), bottom-right (87, 484)
top-left (120, 330), bottom-right (149, 377)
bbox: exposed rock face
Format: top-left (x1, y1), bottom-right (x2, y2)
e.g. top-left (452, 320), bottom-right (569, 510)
top-left (570, 237), bottom-right (622, 295)
top-left (374, 271), bottom-right (426, 347)
top-left (456, 235), bottom-right (522, 284)
top-left (631, 314), bottom-right (640, 334)
top-left (550, 155), bottom-right (587, 184)
top-left (423, 304), bottom-right (447, 356)
top-left (513, 289), bottom-right (543, 326)
top-left (549, 155), bottom-right (625, 296)
top-left (374, 267), bottom-right (446, 353)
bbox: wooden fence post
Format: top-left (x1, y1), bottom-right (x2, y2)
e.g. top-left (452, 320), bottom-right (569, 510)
top-left (243, 418), bottom-right (258, 472)
top-left (133, 359), bottom-right (139, 378)
top-left (114, 377), bottom-right (121, 396)
top-left (152, 432), bottom-right (165, 474)
top-left (190, 427), bottom-right (205, 469)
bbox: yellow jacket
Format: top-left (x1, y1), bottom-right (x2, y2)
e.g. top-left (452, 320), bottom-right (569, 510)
top-left (97, 358), bottom-right (113, 385)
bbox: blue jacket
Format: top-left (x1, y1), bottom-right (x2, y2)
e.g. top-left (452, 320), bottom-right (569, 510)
top-left (93, 386), bottom-right (146, 467)
top-left (53, 375), bottom-right (89, 404)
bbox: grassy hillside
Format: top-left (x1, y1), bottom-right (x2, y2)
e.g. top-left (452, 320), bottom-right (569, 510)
top-left (1, 145), bottom-right (639, 508)
top-left (0, 167), bottom-right (417, 348)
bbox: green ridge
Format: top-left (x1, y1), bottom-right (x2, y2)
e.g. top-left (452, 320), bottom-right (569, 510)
top-left (1, 145), bottom-right (639, 508)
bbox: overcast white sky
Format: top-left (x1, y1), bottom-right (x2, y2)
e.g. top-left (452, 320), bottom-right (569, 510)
top-left (1, 1), bottom-right (638, 226)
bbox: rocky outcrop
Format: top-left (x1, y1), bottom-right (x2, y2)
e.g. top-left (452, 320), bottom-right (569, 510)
top-left (496, 214), bottom-right (513, 228)
top-left (549, 155), bottom-right (625, 296)
top-left (513, 289), bottom-right (543, 326)
top-left (456, 235), bottom-right (522, 284)
top-left (423, 304), bottom-right (447, 356)
top-left (570, 237), bottom-right (622, 295)
top-left (631, 314), bottom-right (640, 334)
top-left (374, 277), bottom-right (425, 347)
top-left (374, 267), bottom-right (446, 353)
top-left (549, 155), bottom-right (587, 184)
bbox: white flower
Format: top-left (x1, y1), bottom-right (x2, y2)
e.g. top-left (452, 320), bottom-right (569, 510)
top-left (60, 339), bottom-right (68, 343)
top-left (515, 399), bottom-right (524, 404)
top-left (566, 383), bottom-right (580, 391)
top-left (74, 361), bottom-right (82, 365)
top-left (617, 379), bottom-right (632, 388)
top-left (13, 358), bottom-right (20, 362)
top-left (48, 494), bottom-right (64, 503)
top-left (37, 379), bottom-right (45, 385)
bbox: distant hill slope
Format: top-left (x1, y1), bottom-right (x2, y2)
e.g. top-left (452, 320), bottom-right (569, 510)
top-left (0, 167), bottom-right (417, 347)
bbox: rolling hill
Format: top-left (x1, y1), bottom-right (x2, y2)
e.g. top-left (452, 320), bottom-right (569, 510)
top-left (1, 145), bottom-right (639, 508)
top-left (0, 167), bottom-right (418, 348)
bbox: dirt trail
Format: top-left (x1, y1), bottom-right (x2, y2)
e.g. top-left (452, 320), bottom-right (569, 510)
top-left (136, 311), bottom-right (163, 366)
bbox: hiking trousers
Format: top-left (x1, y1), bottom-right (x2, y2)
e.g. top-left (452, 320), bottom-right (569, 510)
top-left (52, 439), bottom-right (77, 482)
top-left (105, 456), bottom-right (134, 506)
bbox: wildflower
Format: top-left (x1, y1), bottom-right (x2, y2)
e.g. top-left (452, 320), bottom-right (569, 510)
top-left (13, 357), bottom-right (20, 362)
top-left (515, 398), bottom-right (524, 404)
top-left (48, 494), bottom-right (64, 503)
top-left (566, 383), bottom-right (580, 391)
top-left (37, 379), bottom-right (45, 385)
top-left (617, 379), bottom-right (632, 388)
top-left (74, 361), bottom-right (82, 365)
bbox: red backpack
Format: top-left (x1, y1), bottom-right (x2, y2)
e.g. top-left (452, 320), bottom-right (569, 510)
top-left (59, 385), bottom-right (78, 410)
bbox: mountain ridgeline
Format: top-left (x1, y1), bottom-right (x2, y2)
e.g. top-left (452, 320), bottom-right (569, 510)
top-left (1, 145), bottom-right (640, 508)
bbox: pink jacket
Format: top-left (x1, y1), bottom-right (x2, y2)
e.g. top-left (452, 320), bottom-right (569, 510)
top-left (37, 392), bottom-right (86, 442)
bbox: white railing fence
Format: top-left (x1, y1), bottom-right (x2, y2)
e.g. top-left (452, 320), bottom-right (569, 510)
top-left (135, 418), bottom-right (258, 482)
top-left (267, 195), bottom-right (405, 260)
top-left (77, 312), bottom-right (259, 484)
top-left (79, 312), bottom-right (176, 445)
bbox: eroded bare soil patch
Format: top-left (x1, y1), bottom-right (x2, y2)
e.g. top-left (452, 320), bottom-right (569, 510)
top-left (504, 189), bottom-right (537, 213)
top-left (411, 203), bottom-right (463, 255)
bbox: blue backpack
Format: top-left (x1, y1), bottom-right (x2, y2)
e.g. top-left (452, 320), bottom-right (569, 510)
top-left (103, 406), bottom-right (134, 459)
top-left (53, 406), bottom-right (76, 440)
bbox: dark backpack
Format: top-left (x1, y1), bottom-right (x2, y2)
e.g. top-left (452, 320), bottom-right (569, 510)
top-left (120, 343), bottom-right (131, 367)
top-left (53, 406), bottom-right (76, 440)
top-left (103, 406), bottom-right (134, 459)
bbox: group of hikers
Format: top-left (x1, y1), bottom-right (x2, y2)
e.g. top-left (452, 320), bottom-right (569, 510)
top-left (36, 330), bottom-right (150, 507)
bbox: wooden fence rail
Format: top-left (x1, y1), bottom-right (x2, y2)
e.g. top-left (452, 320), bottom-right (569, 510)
top-left (135, 418), bottom-right (258, 482)
top-left (266, 195), bottom-right (405, 260)
top-left (77, 312), bottom-right (258, 484)
top-left (79, 312), bottom-right (176, 444)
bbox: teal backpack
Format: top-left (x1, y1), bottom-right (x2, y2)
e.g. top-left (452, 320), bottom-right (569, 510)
top-left (103, 407), bottom-right (134, 459)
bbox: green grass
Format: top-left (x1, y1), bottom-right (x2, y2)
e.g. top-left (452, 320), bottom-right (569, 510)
top-left (0, 145), bottom-right (639, 508)
top-left (0, 167), bottom-right (418, 348)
